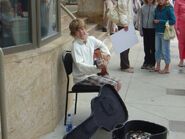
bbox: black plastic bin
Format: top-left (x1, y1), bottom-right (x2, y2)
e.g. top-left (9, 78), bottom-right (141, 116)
top-left (112, 120), bottom-right (168, 139)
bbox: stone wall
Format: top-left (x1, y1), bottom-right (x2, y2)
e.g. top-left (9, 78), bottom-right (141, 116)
top-left (3, 35), bottom-right (73, 139)
top-left (0, 121), bottom-right (1, 139)
top-left (77, 0), bottom-right (104, 24)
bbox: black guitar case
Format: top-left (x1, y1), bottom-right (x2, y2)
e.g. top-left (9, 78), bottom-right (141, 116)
top-left (63, 84), bottom-right (128, 139)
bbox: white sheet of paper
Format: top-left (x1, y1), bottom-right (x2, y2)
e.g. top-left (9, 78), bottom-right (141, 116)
top-left (111, 25), bottom-right (139, 54)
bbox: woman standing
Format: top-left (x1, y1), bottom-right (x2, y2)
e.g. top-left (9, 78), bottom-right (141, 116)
top-left (174, 0), bottom-right (185, 67)
top-left (154, 0), bottom-right (176, 74)
top-left (117, 0), bottom-right (134, 73)
top-left (140, 0), bottom-right (156, 70)
top-left (103, 0), bottom-right (118, 34)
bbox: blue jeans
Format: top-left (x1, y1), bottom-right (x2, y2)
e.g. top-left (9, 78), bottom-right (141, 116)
top-left (155, 33), bottom-right (170, 64)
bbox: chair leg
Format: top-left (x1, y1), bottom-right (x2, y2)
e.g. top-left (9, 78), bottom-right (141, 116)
top-left (74, 93), bottom-right (78, 114)
top-left (64, 93), bottom-right (69, 125)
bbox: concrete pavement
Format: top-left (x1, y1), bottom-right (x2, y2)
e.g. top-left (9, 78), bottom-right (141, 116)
top-left (40, 33), bottom-right (185, 139)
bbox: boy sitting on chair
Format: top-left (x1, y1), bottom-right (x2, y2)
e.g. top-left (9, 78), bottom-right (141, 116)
top-left (69, 18), bottom-right (121, 91)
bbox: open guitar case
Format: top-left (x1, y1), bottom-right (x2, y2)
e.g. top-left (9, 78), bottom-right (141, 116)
top-left (63, 84), bottom-right (167, 139)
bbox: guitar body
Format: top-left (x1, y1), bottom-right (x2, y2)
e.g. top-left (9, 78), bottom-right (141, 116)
top-left (63, 84), bottom-right (128, 139)
top-left (93, 48), bottom-right (109, 76)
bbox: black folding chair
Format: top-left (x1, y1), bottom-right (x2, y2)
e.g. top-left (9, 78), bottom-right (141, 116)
top-left (62, 50), bottom-right (100, 125)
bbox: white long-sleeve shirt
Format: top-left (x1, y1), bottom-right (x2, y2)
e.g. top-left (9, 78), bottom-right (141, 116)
top-left (71, 36), bottom-right (111, 83)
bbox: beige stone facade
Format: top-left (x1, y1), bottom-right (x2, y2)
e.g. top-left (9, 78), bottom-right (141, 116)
top-left (0, 121), bottom-right (1, 139)
top-left (4, 36), bottom-right (72, 139)
top-left (77, 0), bottom-right (104, 24)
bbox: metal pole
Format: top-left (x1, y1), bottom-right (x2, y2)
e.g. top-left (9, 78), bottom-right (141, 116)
top-left (0, 48), bottom-right (8, 139)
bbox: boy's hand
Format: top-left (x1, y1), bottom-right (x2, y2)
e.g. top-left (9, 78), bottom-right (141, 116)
top-left (96, 59), bottom-right (107, 69)
top-left (123, 26), bottom-right (128, 31)
top-left (102, 54), bottom-right (110, 62)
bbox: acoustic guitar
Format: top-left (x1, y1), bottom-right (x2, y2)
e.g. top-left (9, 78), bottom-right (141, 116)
top-left (63, 84), bottom-right (128, 139)
top-left (93, 48), bottom-right (109, 76)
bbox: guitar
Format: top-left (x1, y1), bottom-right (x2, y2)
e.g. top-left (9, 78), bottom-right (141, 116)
top-left (63, 84), bottom-right (128, 139)
top-left (93, 48), bottom-right (109, 76)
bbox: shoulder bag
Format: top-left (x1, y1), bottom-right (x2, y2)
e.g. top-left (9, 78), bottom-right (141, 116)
top-left (164, 21), bottom-right (176, 40)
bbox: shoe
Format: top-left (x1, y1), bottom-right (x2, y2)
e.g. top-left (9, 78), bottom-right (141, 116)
top-left (178, 60), bottom-right (184, 67)
top-left (121, 68), bottom-right (134, 73)
top-left (141, 64), bottom-right (147, 69)
top-left (159, 69), bottom-right (170, 74)
top-left (147, 65), bottom-right (155, 71)
top-left (178, 64), bottom-right (184, 67)
top-left (154, 68), bottom-right (160, 72)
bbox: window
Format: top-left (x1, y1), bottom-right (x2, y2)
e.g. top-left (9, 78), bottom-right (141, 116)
top-left (0, 0), bottom-right (31, 48)
top-left (0, 0), bottom-right (60, 54)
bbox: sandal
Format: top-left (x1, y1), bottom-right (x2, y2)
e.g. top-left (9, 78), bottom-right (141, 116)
top-left (154, 68), bottom-right (160, 72)
top-left (178, 64), bottom-right (184, 67)
top-left (159, 69), bottom-right (170, 74)
top-left (121, 68), bottom-right (134, 73)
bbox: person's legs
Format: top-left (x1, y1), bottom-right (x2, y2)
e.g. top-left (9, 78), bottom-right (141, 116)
top-left (178, 24), bottom-right (185, 66)
top-left (178, 37), bottom-right (184, 66)
top-left (117, 26), bottom-right (133, 73)
top-left (155, 33), bottom-right (162, 71)
top-left (120, 49), bottom-right (130, 69)
top-left (142, 28), bottom-right (150, 68)
top-left (149, 28), bottom-right (156, 67)
top-left (77, 75), bottom-right (121, 92)
top-left (159, 37), bottom-right (170, 74)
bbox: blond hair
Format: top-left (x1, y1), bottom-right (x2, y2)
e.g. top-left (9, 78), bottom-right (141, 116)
top-left (69, 19), bottom-right (86, 37)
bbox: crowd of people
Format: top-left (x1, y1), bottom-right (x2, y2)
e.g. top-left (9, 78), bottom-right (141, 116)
top-left (101, 0), bottom-right (184, 74)
top-left (68, 0), bottom-right (184, 92)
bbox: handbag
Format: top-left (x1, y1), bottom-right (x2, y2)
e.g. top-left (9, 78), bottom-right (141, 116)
top-left (107, 6), bottom-right (120, 24)
top-left (163, 21), bottom-right (176, 40)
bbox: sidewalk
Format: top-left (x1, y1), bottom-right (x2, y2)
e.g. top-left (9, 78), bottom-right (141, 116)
top-left (40, 34), bottom-right (185, 139)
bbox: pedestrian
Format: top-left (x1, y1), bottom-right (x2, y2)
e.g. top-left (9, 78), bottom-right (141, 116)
top-left (40, 0), bottom-right (49, 37)
top-left (174, 0), bottom-right (185, 67)
top-left (154, 0), bottom-right (176, 74)
top-left (0, 0), bottom-right (15, 48)
top-left (69, 18), bottom-right (121, 91)
top-left (140, 0), bottom-right (156, 70)
top-left (116, 0), bottom-right (134, 73)
top-left (133, 0), bottom-right (141, 30)
top-left (103, 0), bottom-right (118, 34)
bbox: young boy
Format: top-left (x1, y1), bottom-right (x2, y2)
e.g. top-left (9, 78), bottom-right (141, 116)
top-left (69, 18), bottom-right (121, 91)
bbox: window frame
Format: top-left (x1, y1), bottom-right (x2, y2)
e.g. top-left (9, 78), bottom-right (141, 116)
top-left (3, 0), bottom-right (61, 55)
